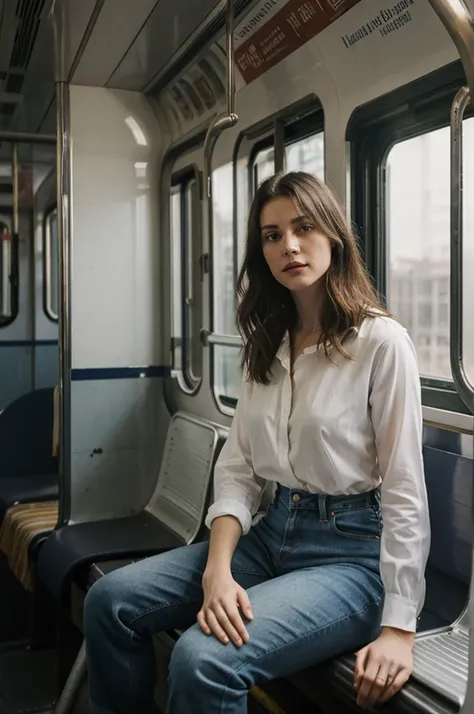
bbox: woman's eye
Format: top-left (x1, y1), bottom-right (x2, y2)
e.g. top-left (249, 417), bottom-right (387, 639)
top-left (265, 232), bottom-right (279, 242)
top-left (300, 224), bottom-right (313, 233)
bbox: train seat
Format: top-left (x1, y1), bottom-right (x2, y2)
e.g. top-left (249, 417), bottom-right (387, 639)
top-left (0, 500), bottom-right (59, 591)
top-left (0, 387), bottom-right (59, 591)
top-left (74, 444), bottom-right (471, 713)
top-left (36, 411), bottom-right (225, 604)
top-left (0, 387), bottom-right (59, 519)
top-left (287, 444), bottom-right (472, 713)
top-left (52, 433), bottom-right (472, 714)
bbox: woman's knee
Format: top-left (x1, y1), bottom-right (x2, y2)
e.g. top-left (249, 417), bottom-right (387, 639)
top-left (169, 626), bottom-right (245, 690)
top-left (83, 569), bottom-right (132, 636)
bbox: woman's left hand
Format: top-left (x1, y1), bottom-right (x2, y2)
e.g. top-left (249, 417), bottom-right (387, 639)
top-left (354, 626), bottom-right (414, 709)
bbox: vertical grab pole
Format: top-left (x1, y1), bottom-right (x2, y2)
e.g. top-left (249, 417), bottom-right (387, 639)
top-left (56, 80), bottom-right (72, 526)
top-left (10, 143), bottom-right (19, 318)
top-left (426, 0), bottom-right (474, 100)
top-left (449, 86), bottom-right (474, 414)
top-left (202, 0), bottom-right (239, 199)
top-left (12, 143), bottom-right (18, 237)
top-left (203, 0), bottom-right (239, 349)
top-left (450, 85), bottom-right (474, 714)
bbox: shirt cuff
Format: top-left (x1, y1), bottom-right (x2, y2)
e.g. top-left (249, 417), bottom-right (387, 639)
top-left (380, 593), bottom-right (419, 633)
top-left (205, 498), bottom-right (253, 535)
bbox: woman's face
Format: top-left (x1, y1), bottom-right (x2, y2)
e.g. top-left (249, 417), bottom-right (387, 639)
top-left (260, 196), bottom-right (332, 295)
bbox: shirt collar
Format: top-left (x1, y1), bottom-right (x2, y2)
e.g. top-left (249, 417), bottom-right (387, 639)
top-left (275, 327), bottom-right (360, 368)
top-left (275, 331), bottom-right (320, 370)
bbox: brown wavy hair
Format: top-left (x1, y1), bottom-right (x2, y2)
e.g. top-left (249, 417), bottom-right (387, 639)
top-left (237, 172), bottom-right (387, 384)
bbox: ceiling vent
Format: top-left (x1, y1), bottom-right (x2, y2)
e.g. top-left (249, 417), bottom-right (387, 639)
top-left (10, 0), bottom-right (47, 70)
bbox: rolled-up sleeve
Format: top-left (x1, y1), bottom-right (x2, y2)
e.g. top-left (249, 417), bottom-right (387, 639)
top-left (205, 377), bottom-right (265, 534)
top-left (369, 328), bottom-right (431, 632)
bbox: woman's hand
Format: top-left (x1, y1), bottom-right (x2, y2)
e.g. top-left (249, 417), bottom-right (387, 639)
top-left (354, 627), bottom-right (414, 709)
top-left (197, 567), bottom-right (253, 647)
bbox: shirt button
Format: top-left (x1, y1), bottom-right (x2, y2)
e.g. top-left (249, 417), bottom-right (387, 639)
top-left (292, 493), bottom-right (300, 502)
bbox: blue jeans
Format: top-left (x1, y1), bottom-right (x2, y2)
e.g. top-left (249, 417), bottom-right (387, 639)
top-left (84, 486), bottom-right (384, 714)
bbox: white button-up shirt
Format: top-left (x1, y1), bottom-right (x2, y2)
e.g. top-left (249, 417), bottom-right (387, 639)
top-left (206, 315), bottom-right (431, 633)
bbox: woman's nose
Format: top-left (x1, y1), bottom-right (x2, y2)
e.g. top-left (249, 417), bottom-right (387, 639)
top-left (282, 233), bottom-right (299, 254)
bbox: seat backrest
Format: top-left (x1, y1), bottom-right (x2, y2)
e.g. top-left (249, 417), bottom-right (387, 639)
top-left (146, 412), bottom-right (226, 544)
top-left (421, 444), bottom-right (473, 628)
top-left (0, 388), bottom-right (58, 477)
top-left (423, 445), bottom-right (473, 585)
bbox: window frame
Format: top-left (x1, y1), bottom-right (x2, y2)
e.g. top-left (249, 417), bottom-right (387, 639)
top-left (210, 97), bottom-right (325, 413)
top-left (348, 60), bottom-right (472, 413)
top-left (43, 204), bottom-right (59, 323)
top-left (170, 164), bottom-right (203, 395)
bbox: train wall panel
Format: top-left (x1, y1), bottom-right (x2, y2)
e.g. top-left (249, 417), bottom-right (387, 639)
top-left (0, 346), bottom-right (32, 411)
top-left (70, 84), bottom-right (162, 370)
top-left (69, 377), bottom-right (169, 522)
top-left (34, 344), bottom-right (58, 392)
top-left (67, 85), bottom-right (166, 522)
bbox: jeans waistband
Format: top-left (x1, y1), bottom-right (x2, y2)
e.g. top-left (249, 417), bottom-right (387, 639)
top-left (276, 485), bottom-right (380, 521)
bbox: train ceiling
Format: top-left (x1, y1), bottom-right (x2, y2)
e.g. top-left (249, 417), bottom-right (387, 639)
top-left (0, 0), bottom-right (465, 138)
top-left (0, 0), bottom-right (261, 135)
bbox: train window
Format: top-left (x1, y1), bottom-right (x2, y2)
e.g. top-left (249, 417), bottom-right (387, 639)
top-left (0, 222), bottom-right (17, 326)
top-left (0, 224), bottom-right (11, 320)
top-left (212, 162), bottom-right (243, 405)
top-left (213, 122), bottom-right (324, 410)
top-left (386, 118), bottom-right (474, 384)
top-left (170, 168), bottom-right (202, 392)
top-left (213, 162), bottom-right (236, 336)
top-left (44, 207), bottom-right (58, 321)
top-left (252, 131), bottom-right (324, 193)
top-left (349, 68), bottom-right (474, 411)
top-left (286, 133), bottom-right (324, 177)
top-left (253, 146), bottom-right (274, 189)
top-left (386, 128), bottom-right (451, 380)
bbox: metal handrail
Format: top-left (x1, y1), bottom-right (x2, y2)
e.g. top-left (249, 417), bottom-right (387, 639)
top-left (206, 332), bottom-right (243, 348)
top-left (427, 0), bottom-right (474, 100)
top-left (202, 0), bottom-right (238, 198)
top-left (450, 86), bottom-right (474, 414)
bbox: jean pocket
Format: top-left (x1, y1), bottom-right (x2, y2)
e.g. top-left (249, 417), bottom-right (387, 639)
top-left (330, 506), bottom-right (381, 540)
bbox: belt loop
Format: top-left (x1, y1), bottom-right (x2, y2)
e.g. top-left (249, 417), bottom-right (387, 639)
top-left (318, 493), bottom-right (327, 522)
top-left (271, 484), bottom-right (279, 506)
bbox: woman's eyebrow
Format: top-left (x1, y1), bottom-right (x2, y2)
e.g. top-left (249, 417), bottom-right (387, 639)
top-left (261, 216), bottom-right (308, 231)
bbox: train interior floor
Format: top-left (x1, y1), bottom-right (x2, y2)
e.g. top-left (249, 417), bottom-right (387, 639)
top-left (0, 645), bottom-right (57, 714)
top-left (0, 641), bottom-right (331, 714)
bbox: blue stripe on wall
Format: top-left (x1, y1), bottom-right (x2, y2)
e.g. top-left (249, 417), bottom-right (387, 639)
top-left (71, 366), bottom-right (170, 381)
top-left (0, 340), bottom-right (58, 347)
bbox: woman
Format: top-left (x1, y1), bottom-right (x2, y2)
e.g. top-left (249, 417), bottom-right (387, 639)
top-left (84, 172), bottom-right (430, 714)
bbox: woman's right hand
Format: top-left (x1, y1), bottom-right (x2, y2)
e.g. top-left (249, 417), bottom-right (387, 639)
top-left (197, 567), bottom-right (254, 647)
